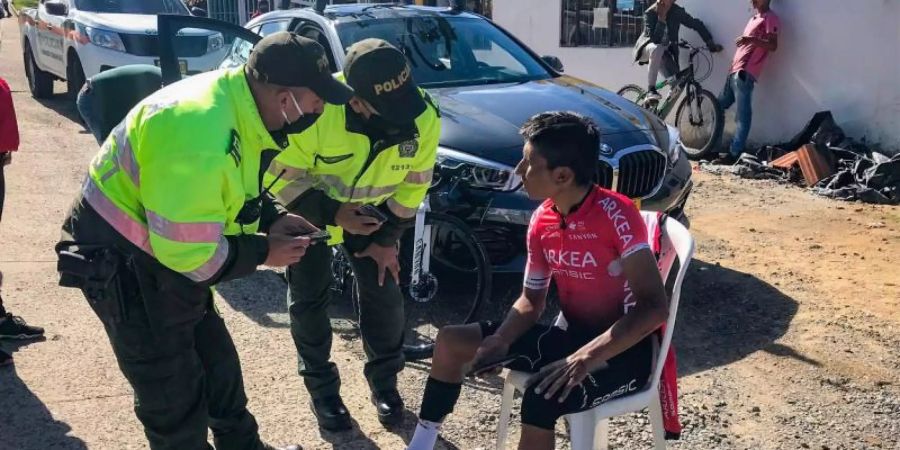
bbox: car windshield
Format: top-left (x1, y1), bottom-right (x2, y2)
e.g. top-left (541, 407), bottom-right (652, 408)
top-left (75, 0), bottom-right (189, 15)
top-left (336, 16), bottom-right (552, 88)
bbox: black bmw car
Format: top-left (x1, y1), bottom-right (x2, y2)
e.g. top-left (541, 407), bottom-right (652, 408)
top-left (161, 3), bottom-right (693, 272)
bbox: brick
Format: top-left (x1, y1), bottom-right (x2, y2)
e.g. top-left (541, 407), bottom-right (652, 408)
top-left (771, 151), bottom-right (799, 169)
top-left (796, 144), bottom-right (834, 186)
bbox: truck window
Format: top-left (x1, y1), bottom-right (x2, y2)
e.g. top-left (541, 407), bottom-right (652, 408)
top-left (258, 20), bottom-right (289, 37)
top-left (75, 0), bottom-right (190, 15)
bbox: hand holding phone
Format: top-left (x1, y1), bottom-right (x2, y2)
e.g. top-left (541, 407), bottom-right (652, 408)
top-left (357, 204), bottom-right (388, 223)
top-left (466, 354), bottom-right (520, 378)
top-left (291, 229), bottom-right (331, 245)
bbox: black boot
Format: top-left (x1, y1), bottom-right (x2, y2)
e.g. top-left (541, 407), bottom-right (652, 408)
top-left (371, 389), bottom-right (404, 427)
top-left (310, 395), bottom-right (352, 431)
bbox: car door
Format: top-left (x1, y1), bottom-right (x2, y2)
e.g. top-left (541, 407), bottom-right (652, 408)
top-left (42, 0), bottom-right (69, 75)
top-left (35, 0), bottom-right (67, 76)
top-left (157, 14), bottom-right (261, 85)
top-left (217, 18), bottom-right (295, 70)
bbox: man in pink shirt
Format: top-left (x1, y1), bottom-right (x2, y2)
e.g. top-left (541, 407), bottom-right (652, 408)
top-left (715, 0), bottom-right (780, 164)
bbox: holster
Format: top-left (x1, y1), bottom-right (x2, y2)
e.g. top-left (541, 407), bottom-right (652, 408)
top-left (55, 241), bottom-right (129, 323)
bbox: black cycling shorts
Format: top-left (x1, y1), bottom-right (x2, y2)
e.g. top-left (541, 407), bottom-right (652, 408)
top-left (480, 321), bottom-right (654, 430)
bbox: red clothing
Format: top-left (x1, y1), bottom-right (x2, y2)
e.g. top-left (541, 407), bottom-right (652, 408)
top-left (526, 189), bottom-right (684, 438)
top-left (730, 11), bottom-right (781, 80)
top-left (0, 77), bottom-right (20, 153)
top-left (524, 185), bottom-right (650, 334)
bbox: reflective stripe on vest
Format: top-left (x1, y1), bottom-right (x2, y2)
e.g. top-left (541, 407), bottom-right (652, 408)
top-left (114, 125), bottom-right (140, 187)
top-left (83, 177), bottom-right (229, 282)
top-left (386, 197), bottom-right (417, 218)
top-left (404, 169), bottom-right (432, 184)
top-left (146, 210), bottom-right (223, 244)
top-left (267, 159), bottom-right (307, 181)
top-left (182, 236), bottom-right (230, 283)
top-left (83, 177), bottom-right (153, 254)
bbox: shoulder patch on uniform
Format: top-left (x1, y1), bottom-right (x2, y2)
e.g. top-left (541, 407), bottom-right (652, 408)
top-left (398, 140), bottom-right (418, 158)
top-left (228, 129), bottom-right (241, 166)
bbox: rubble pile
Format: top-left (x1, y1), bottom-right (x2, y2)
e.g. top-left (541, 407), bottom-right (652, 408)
top-left (706, 111), bottom-right (900, 205)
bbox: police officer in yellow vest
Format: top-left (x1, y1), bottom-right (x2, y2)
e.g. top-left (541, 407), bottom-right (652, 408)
top-left (56, 32), bottom-right (353, 450)
top-left (264, 39), bottom-right (440, 430)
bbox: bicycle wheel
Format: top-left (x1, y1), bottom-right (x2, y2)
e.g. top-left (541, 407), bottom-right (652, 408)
top-left (675, 87), bottom-right (724, 160)
top-left (617, 84), bottom-right (646, 105)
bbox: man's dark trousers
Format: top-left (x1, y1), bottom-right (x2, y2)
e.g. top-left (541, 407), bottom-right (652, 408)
top-left (63, 200), bottom-right (265, 450)
top-left (285, 201), bottom-right (405, 400)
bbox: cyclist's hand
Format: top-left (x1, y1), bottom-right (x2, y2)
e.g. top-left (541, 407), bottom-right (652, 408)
top-left (708, 42), bottom-right (724, 53)
top-left (264, 234), bottom-right (310, 267)
top-left (526, 351), bottom-right (608, 403)
top-left (470, 335), bottom-right (511, 377)
top-left (355, 242), bottom-right (399, 287)
top-left (336, 203), bottom-right (382, 236)
top-left (269, 213), bottom-right (318, 237)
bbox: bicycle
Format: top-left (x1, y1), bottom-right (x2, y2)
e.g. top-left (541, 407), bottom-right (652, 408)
top-left (618, 39), bottom-right (724, 160)
top-left (330, 164), bottom-right (493, 361)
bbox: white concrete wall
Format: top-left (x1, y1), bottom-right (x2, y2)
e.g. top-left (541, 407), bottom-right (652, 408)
top-left (493, 0), bottom-right (900, 152)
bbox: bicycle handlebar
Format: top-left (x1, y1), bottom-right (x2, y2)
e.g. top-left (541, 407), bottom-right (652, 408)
top-left (678, 39), bottom-right (706, 51)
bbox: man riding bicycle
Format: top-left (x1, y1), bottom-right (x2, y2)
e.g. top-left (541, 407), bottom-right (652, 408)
top-left (633, 0), bottom-right (722, 103)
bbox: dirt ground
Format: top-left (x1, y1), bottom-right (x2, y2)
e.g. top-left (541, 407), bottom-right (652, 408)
top-left (1, 16), bottom-right (899, 450)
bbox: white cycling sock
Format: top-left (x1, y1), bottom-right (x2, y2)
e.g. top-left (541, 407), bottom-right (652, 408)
top-left (406, 419), bottom-right (442, 450)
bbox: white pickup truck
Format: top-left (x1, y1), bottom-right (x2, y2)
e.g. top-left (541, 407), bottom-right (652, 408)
top-left (18, 0), bottom-right (229, 99)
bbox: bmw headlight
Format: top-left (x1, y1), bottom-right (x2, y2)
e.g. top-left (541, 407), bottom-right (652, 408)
top-left (665, 124), bottom-right (683, 163)
top-left (82, 26), bottom-right (126, 52)
top-left (436, 147), bottom-right (522, 192)
top-left (207, 33), bottom-right (225, 53)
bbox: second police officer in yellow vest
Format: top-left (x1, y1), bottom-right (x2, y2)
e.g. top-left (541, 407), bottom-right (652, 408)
top-left (264, 39), bottom-right (440, 430)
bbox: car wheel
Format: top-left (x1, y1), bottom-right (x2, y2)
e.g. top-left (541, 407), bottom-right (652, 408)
top-left (66, 53), bottom-right (86, 101)
top-left (24, 41), bottom-right (54, 99)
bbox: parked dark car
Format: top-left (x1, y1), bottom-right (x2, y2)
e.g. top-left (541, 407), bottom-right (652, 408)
top-left (157, 3), bottom-right (693, 272)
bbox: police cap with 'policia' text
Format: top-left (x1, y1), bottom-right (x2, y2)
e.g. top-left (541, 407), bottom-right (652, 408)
top-left (248, 31), bottom-right (353, 105)
top-left (343, 38), bottom-right (427, 124)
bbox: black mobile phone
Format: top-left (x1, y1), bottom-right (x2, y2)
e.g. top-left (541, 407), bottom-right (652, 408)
top-left (358, 204), bottom-right (388, 223)
top-left (307, 230), bottom-right (331, 244)
top-left (292, 229), bottom-right (331, 244)
top-left (466, 354), bottom-right (520, 378)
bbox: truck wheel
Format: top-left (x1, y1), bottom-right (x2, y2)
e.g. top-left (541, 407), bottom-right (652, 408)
top-left (24, 41), bottom-right (54, 99)
top-left (66, 54), bottom-right (86, 101)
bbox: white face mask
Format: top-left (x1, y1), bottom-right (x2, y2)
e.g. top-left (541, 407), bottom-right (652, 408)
top-left (281, 90), bottom-right (303, 124)
top-left (275, 90), bottom-right (321, 137)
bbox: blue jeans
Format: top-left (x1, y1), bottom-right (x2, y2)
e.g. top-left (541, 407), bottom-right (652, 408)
top-left (719, 71), bottom-right (755, 156)
top-left (75, 82), bottom-right (106, 146)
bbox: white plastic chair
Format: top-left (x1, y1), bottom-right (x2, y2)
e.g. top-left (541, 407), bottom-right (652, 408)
top-left (495, 217), bottom-right (694, 450)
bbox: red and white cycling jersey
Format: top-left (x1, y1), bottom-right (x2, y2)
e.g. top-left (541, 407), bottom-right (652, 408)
top-left (524, 185), bottom-right (650, 334)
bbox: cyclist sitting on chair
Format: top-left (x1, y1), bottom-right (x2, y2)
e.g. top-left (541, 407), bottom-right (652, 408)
top-left (406, 111), bottom-right (669, 450)
top-left (633, 0), bottom-right (722, 104)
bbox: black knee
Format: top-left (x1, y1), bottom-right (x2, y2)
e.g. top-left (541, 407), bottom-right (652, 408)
top-left (520, 388), bottom-right (564, 431)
